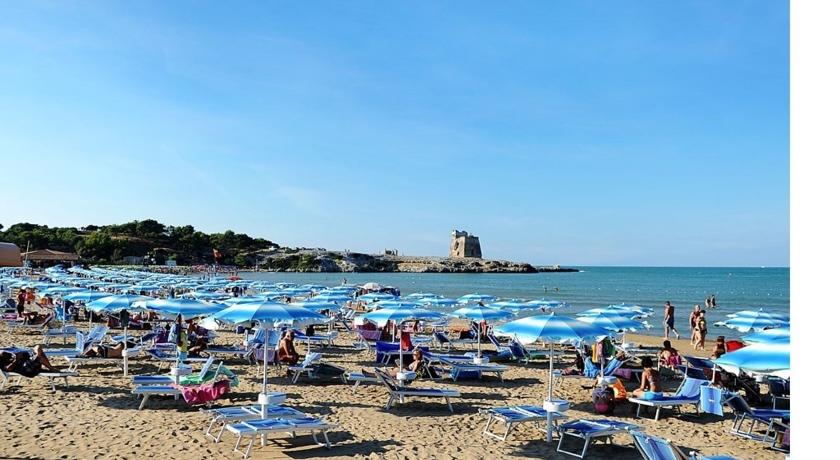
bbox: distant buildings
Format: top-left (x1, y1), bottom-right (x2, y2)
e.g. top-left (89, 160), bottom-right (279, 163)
top-left (449, 230), bottom-right (482, 258)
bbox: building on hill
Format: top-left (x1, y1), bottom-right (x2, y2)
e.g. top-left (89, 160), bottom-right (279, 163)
top-left (449, 230), bottom-right (482, 258)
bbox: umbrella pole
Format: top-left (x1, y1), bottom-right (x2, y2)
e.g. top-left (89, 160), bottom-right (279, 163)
top-left (123, 325), bottom-right (129, 377)
top-left (547, 342), bottom-right (555, 443)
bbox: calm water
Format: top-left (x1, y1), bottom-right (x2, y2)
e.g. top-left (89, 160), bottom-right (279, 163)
top-left (240, 267), bottom-right (789, 339)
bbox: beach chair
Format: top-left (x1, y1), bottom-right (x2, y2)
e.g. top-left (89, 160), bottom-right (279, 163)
top-left (631, 431), bottom-right (738, 460)
top-left (627, 376), bottom-right (708, 421)
top-left (294, 330), bottom-right (338, 347)
top-left (287, 353), bottom-right (322, 383)
top-left (224, 416), bottom-right (337, 459)
top-left (351, 330), bottom-right (374, 355)
top-left (552, 357), bottom-right (624, 387)
top-left (438, 357), bottom-right (508, 381)
top-left (432, 331), bottom-right (454, 351)
top-left (130, 361), bottom-right (234, 410)
top-left (42, 324), bottom-right (78, 345)
top-left (374, 368), bottom-right (461, 412)
top-left (509, 337), bottom-right (550, 363)
top-left (145, 347), bottom-right (210, 370)
top-left (343, 370), bottom-right (381, 392)
top-left (556, 419), bottom-right (641, 458)
top-left (204, 344), bottom-right (250, 361)
top-left (0, 361), bottom-right (79, 392)
top-left (6, 312), bottom-right (54, 334)
top-left (481, 404), bottom-right (558, 441)
top-left (202, 404), bottom-right (306, 442)
top-left (132, 356), bottom-right (215, 386)
top-left (65, 345), bottom-right (142, 372)
top-left (722, 393), bottom-right (789, 442)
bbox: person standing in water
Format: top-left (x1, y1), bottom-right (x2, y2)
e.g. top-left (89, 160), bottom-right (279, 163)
top-left (663, 301), bottom-right (679, 340)
top-left (711, 295), bottom-right (717, 309)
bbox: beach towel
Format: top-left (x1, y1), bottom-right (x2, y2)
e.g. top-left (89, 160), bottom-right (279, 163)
top-left (180, 380), bottom-right (230, 405)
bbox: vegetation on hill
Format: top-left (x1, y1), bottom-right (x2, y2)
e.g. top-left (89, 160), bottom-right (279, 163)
top-left (0, 220), bottom-right (276, 266)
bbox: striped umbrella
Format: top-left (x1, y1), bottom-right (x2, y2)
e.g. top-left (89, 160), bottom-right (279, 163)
top-left (457, 293), bottom-right (497, 304)
top-left (142, 298), bottom-right (226, 320)
top-left (450, 306), bottom-right (514, 358)
top-left (741, 327), bottom-right (790, 344)
top-left (715, 343), bottom-right (790, 379)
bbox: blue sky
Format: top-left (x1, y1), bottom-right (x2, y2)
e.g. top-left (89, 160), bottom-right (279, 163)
top-left (0, 1), bottom-right (789, 266)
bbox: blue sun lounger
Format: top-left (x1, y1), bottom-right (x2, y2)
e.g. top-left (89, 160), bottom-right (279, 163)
top-left (628, 376), bottom-right (708, 421)
top-left (481, 404), bottom-right (560, 441)
top-left (203, 405), bottom-right (306, 442)
top-left (438, 357), bottom-right (508, 381)
top-left (722, 393), bottom-right (789, 442)
top-left (225, 416), bottom-right (337, 459)
top-left (374, 368), bottom-right (461, 412)
top-left (555, 419), bottom-right (641, 458)
top-left (631, 431), bottom-right (738, 460)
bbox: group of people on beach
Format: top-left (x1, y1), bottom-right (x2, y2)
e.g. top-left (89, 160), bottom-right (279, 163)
top-left (662, 297), bottom-right (715, 350)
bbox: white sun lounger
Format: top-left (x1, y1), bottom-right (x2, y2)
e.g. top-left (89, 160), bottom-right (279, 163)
top-left (375, 368), bottom-right (461, 412)
top-left (225, 416), bottom-right (337, 459)
top-left (0, 368), bottom-right (79, 392)
top-left (64, 346), bottom-right (141, 372)
top-left (203, 405), bottom-right (306, 442)
top-left (287, 353), bottom-right (322, 383)
top-left (481, 405), bottom-right (558, 441)
top-left (132, 356), bottom-right (215, 386)
top-left (131, 384), bottom-right (182, 409)
top-left (344, 371), bottom-right (379, 391)
top-left (628, 376), bottom-right (707, 421)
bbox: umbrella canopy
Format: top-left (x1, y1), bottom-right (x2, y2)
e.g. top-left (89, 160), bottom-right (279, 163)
top-left (63, 291), bottom-right (112, 303)
top-left (741, 327), bottom-right (790, 344)
top-left (421, 297), bottom-right (457, 307)
top-left (188, 291), bottom-right (229, 300)
top-left (40, 286), bottom-right (86, 295)
top-left (86, 294), bottom-right (151, 313)
top-left (496, 313), bottom-right (611, 345)
top-left (577, 305), bottom-right (645, 318)
top-left (310, 293), bottom-right (353, 303)
top-left (576, 313), bottom-right (648, 332)
top-left (525, 299), bottom-right (568, 309)
top-left (222, 296), bottom-right (267, 305)
top-left (450, 305), bottom-right (514, 322)
top-left (726, 309), bottom-right (790, 322)
top-left (716, 315), bottom-right (788, 333)
top-left (457, 293), bottom-right (498, 304)
top-left (293, 300), bottom-right (343, 312)
top-left (213, 301), bottom-right (327, 325)
top-left (357, 307), bottom-right (445, 328)
top-left (374, 300), bottom-right (423, 309)
top-left (715, 343), bottom-right (790, 378)
top-left (142, 298), bottom-right (226, 320)
top-left (362, 282), bottom-right (382, 290)
top-left (357, 293), bottom-right (396, 302)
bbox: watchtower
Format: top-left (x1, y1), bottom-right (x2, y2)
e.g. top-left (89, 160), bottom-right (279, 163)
top-left (449, 230), bottom-right (482, 258)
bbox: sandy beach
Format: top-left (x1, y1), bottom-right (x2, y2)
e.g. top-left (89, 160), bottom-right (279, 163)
top-left (1, 326), bottom-right (784, 460)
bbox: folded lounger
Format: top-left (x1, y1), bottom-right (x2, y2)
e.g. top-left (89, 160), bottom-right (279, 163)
top-left (203, 405), bottom-right (306, 442)
top-left (722, 393), bottom-right (789, 442)
top-left (627, 376), bottom-right (708, 421)
top-left (224, 416), bottom-right (337, 459)
top-left (631, 431), bottom-right (738, 460)
top-left (438, 357), bottom-right (508, 381)
top-left (374, 368), bottom-right (461, 412)
top-left (0, 368), bottom-right (79, 392)
top-left (556, 419), bottom-right (641, 458)
top-left (481, 404), bottom-right (560, 441)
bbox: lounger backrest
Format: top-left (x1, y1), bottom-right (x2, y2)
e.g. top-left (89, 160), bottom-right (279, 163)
top-left (198, 356), bottom-right (216, 379)
top-left (723, 393), bottom-right (753, 415)
top-left (373, 368), bottom-right (399, 392)
top-left (603, 357), bottom-right (622, 375)
top-left (674, 377), bottom-right (706, 399)
top-left (632, 431), bottom-right (683, 460)
top-left (684, 356), bottom-right (715, 369)
top-left (434, 332), bottom-right (450, 344)
top-left (301, 353), bottom-right (322, 368)
top-left (699, 385), bottom-right (724, 416)
top-left (508, 341), bottom-right (527, 359)
top-left (74, 331), bottom-right (86, 353)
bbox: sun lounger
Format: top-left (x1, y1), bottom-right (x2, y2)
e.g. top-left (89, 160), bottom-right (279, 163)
top-left (42, 324), bottom-right (78, 345)
top-left (374, 368), bottom-right (461, 412)
top-left (65, 346), bottom-right (142, 372)
top-left (294, 330), bottom-right (338, 347)
top-left (628, 376), bottom-right (708, 421)
top-left (5, 312), bottom-right (54, 334)
top-left (132, 356), bottom-right (215, 386)
top-left (438, 357), bottom-right (508, 381)
top-left (722, 393), bottom-right (789, 442)
top-left (344, 370), bottom-right (380, 391)
top-left (287, 353), bottom-right (322, 383)
top-left (202, 404), bottom-right (306, 442)
top-left (131, 384), bottom-right (182, 409)
top-left (631, 431), bottom-right (738, 460)
top-left (0, 367), bottom-right (79, 392)
top-left (481, 405), bottom-right (557, 441)
top-left (145, 347), bottom-right (210, 369)
top-left (205, 345), bottom-right (251, 360)
top-left (552, 356), bottom-right (625, 387)
top-left (556, 419), bottom-right (641, 458)
top-left (225, 416), bottom-right (337, 459)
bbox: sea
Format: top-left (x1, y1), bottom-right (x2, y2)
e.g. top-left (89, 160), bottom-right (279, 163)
top-left (239, 267), bottom-right (790, 340)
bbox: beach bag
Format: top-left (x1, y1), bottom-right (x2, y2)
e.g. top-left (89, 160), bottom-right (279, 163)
top-left (612, 379), bottom-right (627, 401)
top-left (180, 379), bottom-right (230, 405)
top-left (592, 386), bottom-right (615, 415)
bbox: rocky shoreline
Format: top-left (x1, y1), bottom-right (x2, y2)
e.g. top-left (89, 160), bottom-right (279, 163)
top-left (253, 250), bottom-right (578, 273)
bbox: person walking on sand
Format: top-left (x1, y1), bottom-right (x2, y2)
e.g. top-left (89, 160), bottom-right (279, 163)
top-left (663, 301), bottom-right (679, 340)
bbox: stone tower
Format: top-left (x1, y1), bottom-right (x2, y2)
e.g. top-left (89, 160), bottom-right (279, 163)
top-left (449, 230), bottom-right (482, 258)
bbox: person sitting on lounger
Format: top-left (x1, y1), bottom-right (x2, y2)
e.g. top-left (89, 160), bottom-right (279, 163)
top-left (83, 341), bottom-right (135, 359)
top-left (631, 356), bottom-right (662, 398)
top-left (0, 345), bottom-right (58, 377)
top-left (275, 330), bottom-right (300, 366)
top-left (389, 348), bottom-right (433, 378)
top-left (658, 340), bottom-right (682, 370)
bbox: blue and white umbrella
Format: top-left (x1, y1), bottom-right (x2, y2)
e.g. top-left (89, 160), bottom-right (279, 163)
top-left (716, 315), bottom-right (788, 333)
top-left (373, 300), bottom-right (423, 310)
top-left (727, 309), bottom-right (790, 322)
top-left (310, 293), bottom-right (353, 303)
top-left (222, 296), bottom-right (266, 305)
top-left (357, 307), bottom-right (446, 365)
top-left (213, 301), bottom-right (327, 405)
top-left (525, 299), bottom-right (569, 309)
top-left (577, 305), bottom-right (645, 318)
top-left (142, 298), bottom-right (226, 320)
top-left (293, 300), bottom-right (343, 312)
top-left (577, 313), bottom-right (648, 332)
top-left (86, 294), bottom-right (151, 313)
top-left (741, 327), bottom-right (790, 344)
top-left (357, 292), bottom-right (396, 302)
top-left (457, 293), bottom-right (497, 304)
top-left (496, 313), bottom-right (611, 442)
top-left (40, 286), bottom-right (86, 295)
top-left (450, 306), bottom-right (514, 358)
top-left (63, 291), bottom-right (111, 303)
top-left (405, 292), bottom-right (439, 299)
top-left (421, 297), bottom-right (458, 307)
top-left (715, 343), bottom-right (790, 379)
top-left (490, 300), bottom-right (537, 311)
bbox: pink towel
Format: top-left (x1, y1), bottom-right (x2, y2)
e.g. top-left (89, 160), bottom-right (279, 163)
top-left (180, 380), bottom-right (230, 405)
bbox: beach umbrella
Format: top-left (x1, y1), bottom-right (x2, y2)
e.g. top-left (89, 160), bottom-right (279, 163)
top-left (188, 291), bottom-right (229, 300)
top-left (311, 293), bottom-right (353, 303)
top-left (40, 286), bottom-right (86, 295)
top-left (457, 293), bottom-right (498, 304)
top-left (421, 297), bottom-right (458, 307)
top-left (142, 298), bottom-right (226, 320)
top-left (577, 305), bottom-right (645, 318)
top-left (63, 291), bottom-right (111, 303)
top-left (496, 313), bottom-right (611, 442)
top-left (489, 300), bottom-right (536, 311)
top-left (716, 315), bottom-right (788, 333)
top-left (357, 292), bottom-right (396, 302)
top-left (715, 343), bottom-right (790, 379)
top-left (374, 300), bottom-right (423, 309)
top-left (357, 307), bottom-right (446, 367)
top-left (525, 299), bottom-right (568, 309)
top-left (576, 313), bottom-right (648, 332)
top-left (222, 296), bottom-right (266, 305)
top-left (726, 309), bottom-right (790, 322)
top-left (450, 306), bottom-right (514, 358)
top-left (741, 327), bottom-right (790, 344)
top-left (293, 300), bottom-right (342, 312)
top-left (86, 294), bottom-right (151, 377)
top-left (213, 301), bottom-right (327, 416)
top-left (362, 282), bottom-right (382, 290)
top-left (405, 292), bottom-right (439, 299)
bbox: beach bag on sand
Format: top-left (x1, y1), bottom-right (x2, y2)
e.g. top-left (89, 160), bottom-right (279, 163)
top-left (592, 386), bottom-right (615, 415)
top-left (180, 380), bottom-right (230, 405)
